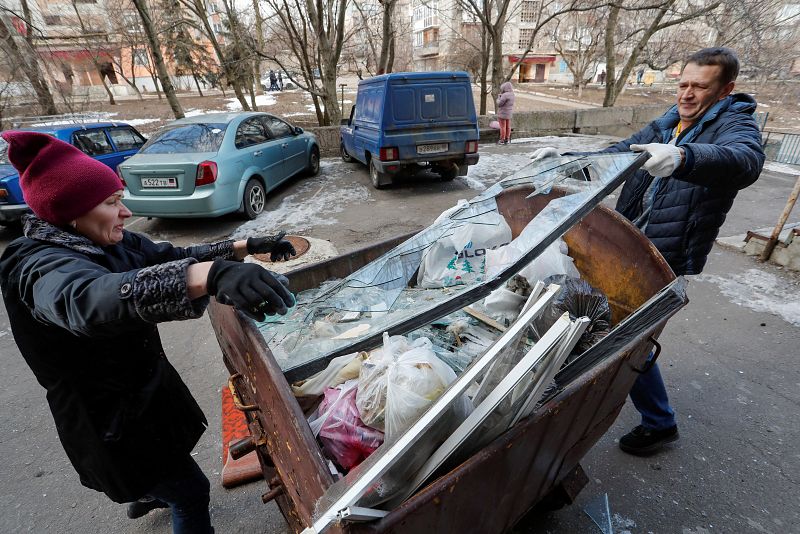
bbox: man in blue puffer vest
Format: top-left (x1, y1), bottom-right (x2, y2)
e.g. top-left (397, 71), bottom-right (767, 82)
top-left (532, 47), bottom-right (765, 455)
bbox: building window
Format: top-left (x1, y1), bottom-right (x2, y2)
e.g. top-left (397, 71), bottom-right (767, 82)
top-left (133, 48), bottom-right (149, 67)
top-left (122, 12), bottom-right (140, 28)
top-left (520, 1), bottom-right (539, 23)
top-left (414, 31), bottom-right (423, 48)
top-left (423, 27), bottom-right (439, 46)
top-left (519, 28), bottom-right (534, 49)
top-left (44, 14), bottom-right (62, 25)
top-left (423, 2), bottom-right (438, 27)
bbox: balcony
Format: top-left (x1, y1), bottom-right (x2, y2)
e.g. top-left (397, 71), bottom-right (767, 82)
top-left (415, 41), bottom-right (440, 57)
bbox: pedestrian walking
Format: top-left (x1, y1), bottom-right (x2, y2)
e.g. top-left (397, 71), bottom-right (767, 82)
top-left (637, 67), bottom-right (645, 85)
top-left (0, 131), bottom-right (298, 533)
top-left (496, 81), bottom-right (515, 145)
top-left (598, 70), bottom-right (606, 85)
top-left (269, 69), bottom-right (278, 91)
top-left (278, 71), bottom-right (283, 91)
top-left (531, 47), bottom-right (765, 456)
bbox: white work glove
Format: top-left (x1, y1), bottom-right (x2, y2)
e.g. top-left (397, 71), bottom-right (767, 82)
top-left (630, 143), bottom-right (683, 177)
top-left (530, 147), bottom-right (560, 161)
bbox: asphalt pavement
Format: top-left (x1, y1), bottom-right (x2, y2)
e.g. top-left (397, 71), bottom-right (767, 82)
top-left (0, 138), bottom-right (798, 533)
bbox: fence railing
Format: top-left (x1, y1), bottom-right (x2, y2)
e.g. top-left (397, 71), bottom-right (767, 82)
top-left (763, 130), bottom-right (800, 165)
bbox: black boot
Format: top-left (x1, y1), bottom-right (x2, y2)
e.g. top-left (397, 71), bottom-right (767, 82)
top-left (127, 496), bottom-right (169, 519)
top-left (619, 424), bottom-right (678, 456)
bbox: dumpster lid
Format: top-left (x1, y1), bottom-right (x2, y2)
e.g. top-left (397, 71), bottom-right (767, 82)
top-left (258, 152), bottom-right (647, 383)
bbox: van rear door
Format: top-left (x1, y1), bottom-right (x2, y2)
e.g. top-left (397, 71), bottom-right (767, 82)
top-left (383, 73), bottom-right (478, 161)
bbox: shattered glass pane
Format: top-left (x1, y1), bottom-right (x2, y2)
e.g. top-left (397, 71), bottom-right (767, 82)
top-left (259, 153), bottom-right (642, 379)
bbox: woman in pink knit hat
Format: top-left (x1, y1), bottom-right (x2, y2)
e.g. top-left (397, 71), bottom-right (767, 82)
top-left (496, 81), bottom-right (515, 145)
top-left (0, 131), bottom-right (299, 533)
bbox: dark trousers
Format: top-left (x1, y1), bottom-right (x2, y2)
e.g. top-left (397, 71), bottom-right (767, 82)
top-left (146, 455), bottom-right (213, 534)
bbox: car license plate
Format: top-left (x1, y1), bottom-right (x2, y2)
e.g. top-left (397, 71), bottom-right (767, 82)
top-left (141, 177), bottom-right (177, 189)
top-left (417, 143), bottom-right (448, 154)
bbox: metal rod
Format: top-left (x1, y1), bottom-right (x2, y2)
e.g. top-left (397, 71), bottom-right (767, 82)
top-left (760, 174), bottom-right (800, 262)
top-left (399, 315), bottom-right (580, 504)
top-left (336, 506), bottom-right (389, 522)
top-left (304, 285), bottom-right (562, 534)
top-left (510, 317), bottom-right (590, 427)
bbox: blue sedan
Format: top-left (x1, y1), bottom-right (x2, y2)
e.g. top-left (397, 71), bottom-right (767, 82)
top-left (0, 122), bottom-right (146, 225)
top-left (119, 112), bottom-right (320, 219)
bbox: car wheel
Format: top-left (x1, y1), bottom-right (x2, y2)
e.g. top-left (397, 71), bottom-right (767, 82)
top-left (307, 146), bottom-right (320, 176)
top-left (242, 178), bottom-right (266, 220)
top-left (341, 143), bottom-right (353, 163)
top-left (369, 159), bottom-right (390, 189)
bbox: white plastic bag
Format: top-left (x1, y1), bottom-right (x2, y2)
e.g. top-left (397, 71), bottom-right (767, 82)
top-left (356, 333), bottom-right (468, 439)
top-left (485, 236), bottom-right (579, 282)
top-left (292, 352), bottom-right (366, 397)
top-left (417, 211), bottom-right (512, 288)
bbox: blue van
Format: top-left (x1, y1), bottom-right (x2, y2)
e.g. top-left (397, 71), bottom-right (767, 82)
top-left (0, 122), bottom-right (146, 225)
top-left (340, 71), bottom-right (479, 189)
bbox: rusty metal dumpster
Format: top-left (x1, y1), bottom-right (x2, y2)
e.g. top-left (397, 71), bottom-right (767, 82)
top-left (208, 184), bottom-right (677, 533)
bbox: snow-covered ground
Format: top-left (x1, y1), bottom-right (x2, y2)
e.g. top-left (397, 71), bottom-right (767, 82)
top-left (225, 94), bottom-right (276, 110)
top-left (697, 268), bottom-right (800, 327)
top-left (231, 160), bottom-right (372, 239)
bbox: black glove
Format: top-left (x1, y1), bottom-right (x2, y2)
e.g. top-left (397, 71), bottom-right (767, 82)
top-left (207, 260), bottom-right (295, 321)
top-left (247, 231), bottom-right (297, 262)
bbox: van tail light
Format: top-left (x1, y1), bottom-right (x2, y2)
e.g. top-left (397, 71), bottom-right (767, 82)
top-left (465, 140), bottom-right (478, 153)
top-left (0, 187), bottom-right (8, 199)
top-left (116, 165), bottom-right (126, 187)
top-left (196, 161), bottom-right (218, 186)
top-left (379, 147), bottom-right (398, 161)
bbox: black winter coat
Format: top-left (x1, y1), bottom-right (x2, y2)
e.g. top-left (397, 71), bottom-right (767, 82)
top-left (0, 216), bottom-right (236, 503)
top-left (605, 93), bottom-right (765, 275)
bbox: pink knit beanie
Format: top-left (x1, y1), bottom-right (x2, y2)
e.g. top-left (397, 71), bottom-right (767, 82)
top-left (1, 130), bottom-right (124, 226)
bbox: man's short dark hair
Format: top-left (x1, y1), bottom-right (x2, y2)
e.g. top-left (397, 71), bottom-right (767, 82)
top-left (683, 47), bottom-right (740, 85)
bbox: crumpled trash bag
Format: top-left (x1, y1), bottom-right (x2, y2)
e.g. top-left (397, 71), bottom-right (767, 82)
top-left (356, 333), bottom-right (471, 440)
top-left (533, 274), bottom-right (611, 355)
top-left (292, 352), bottom-right (366, 397)
top-left (308, 379), bottom-right (384, 471)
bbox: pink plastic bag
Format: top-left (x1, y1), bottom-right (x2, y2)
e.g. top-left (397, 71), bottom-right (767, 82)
top-left (489, 120), bottom-right (500, 129)
top-left (309, 380), bottom-right (384, 470)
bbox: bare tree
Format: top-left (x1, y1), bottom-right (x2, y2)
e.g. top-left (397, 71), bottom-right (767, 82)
top-left (0, 2), bottom-right (58, 115)
top-left (552, 9), bottom-right (605, 98)
top-left (258, 0), bottom-right (354, 125)
top-left (130, 0), bottom-right (185, 118)
top-left (177, 0), bottom-right (250, 110)
top-left (304, 0), bottom-right (350, 125)
top-left (69, 0), bottom-right (118, 105)
top-left (602, 0), bottom-right (721, 107)
top-left (378, 0), bottom-right (399, 73)
top-left (710, 0), bottom-right (800, 85)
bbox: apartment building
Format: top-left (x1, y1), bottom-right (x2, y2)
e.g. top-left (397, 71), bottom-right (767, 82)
top-left (410, 0), bottom-right (559, 81)
top-left (0, 0), bottom-right (226, 97)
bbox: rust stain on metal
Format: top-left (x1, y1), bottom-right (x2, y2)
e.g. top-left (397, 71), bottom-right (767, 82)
top-left (253, 235), bottom-right (311, 262)
top-left (209, 187), bottom-right (676, 534)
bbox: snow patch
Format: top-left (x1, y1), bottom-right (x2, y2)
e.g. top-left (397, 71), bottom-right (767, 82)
top-left (612, 513), bottom-right (636, 534)
top-left (184, 108), bottom-right (210, 117)
top-left (124, 118), bottom-right (162, 126)
top-left (763, 161), bottom-right (800, 176)
top-left (231, 161), bottom-right (371, 238)
top-left (696, 268), bottom-right (800, 327)
top-left (225, 94), bottom-right (277, 110)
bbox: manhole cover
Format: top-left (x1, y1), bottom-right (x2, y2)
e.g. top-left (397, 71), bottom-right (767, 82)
top-left (252, 235), bottom-right (310, 261)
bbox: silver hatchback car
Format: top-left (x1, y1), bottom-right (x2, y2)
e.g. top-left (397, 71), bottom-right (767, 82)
top-left (119, 112), bottom-right (320, 219)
